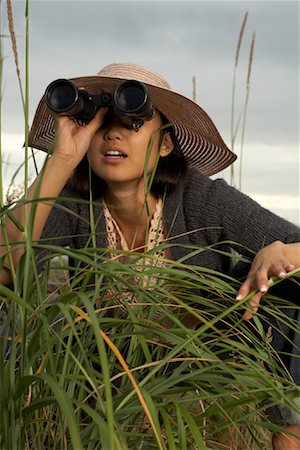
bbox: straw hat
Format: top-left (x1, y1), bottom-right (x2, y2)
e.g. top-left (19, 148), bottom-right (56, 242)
top-left (28, 62), bottom-right (237, 176)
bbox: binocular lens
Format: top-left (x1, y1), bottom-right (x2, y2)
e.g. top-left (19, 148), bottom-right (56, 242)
top-left (44, 78), bottom-right (154, 128)
top-left (46, 80), bottom-right (77, 112)
top-left (116, 83), bottom-right (146, 113)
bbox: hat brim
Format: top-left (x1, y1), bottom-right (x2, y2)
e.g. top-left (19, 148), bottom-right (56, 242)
top-left (28, 75), bottom-right (237, 176)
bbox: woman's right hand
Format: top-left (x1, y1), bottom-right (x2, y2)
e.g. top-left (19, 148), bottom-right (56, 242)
top-left (52, 107), bottom-right (107, 166)
top-left (0, 109), bottom-right (109, 287)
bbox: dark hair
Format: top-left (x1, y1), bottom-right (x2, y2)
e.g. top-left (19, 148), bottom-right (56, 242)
top-left (69, 126), bottom-right (188, 199)
top-left (149, 133), bottom-right (187, 197)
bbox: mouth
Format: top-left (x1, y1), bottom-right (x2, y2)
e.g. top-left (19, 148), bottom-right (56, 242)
top-left (104, 150), bottom-right (127, 159)
top-left (101, 144), bottom-right (127, 161)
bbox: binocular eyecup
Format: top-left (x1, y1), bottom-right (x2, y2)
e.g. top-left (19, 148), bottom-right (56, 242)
top-left (45, 78), bottom-right (155, 131)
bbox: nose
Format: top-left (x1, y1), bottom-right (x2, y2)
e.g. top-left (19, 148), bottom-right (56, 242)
top-left (102, 112), bottom-right (125, 141)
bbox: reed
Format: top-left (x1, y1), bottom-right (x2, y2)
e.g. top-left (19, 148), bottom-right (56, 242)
top-left (231, 11), bottom-right (248, 139)
top-left (6, 0), bottom-right (23, 104)
top-left (192, 75), bottom-right (196, 102)
top-left (230, 11), bottom-right (255, 190)
top-left (238, 31), bottom-right (255, 190)
top-left (1, 236), bottom-right (300, 448)
top-left (230, 12), bottom-right (248, 187)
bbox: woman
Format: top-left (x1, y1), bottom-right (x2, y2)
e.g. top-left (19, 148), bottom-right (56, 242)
top-left (1, 63), bottom-right (300, 448)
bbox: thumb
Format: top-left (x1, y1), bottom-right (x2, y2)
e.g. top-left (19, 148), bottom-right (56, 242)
top-left (85, 107), bottom-right (108, 133)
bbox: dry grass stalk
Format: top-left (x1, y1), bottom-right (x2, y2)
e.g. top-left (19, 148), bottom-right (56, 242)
top-left (247, 31), bottom-right (256, 87)
top-left (192, 75), bottom-right (197, 101)
top-left (235, 12), bottom-right (249, 67)
top-left (7, 0), bottom-right (20, 78)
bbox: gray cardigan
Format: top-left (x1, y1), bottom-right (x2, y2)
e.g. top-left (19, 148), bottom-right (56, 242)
top-left (39, 168), bottom-right (300, 273)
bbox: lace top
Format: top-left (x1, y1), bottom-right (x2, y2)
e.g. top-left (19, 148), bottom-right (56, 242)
top-left (102, 198), bottom-right (167, 318)
top-left (103, 198), bottom-right (165, 255)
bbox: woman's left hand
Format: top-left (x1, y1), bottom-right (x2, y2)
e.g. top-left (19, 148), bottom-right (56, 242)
top-left (236, 241), bottom-right (300, 320)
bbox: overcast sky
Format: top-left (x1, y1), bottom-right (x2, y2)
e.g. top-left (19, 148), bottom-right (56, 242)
top-left (1, 0), bottom-right (299, 223)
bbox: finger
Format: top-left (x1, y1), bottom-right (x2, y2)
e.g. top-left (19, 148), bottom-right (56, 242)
top-left (267, 262), bottom-right (295, 280)
top-left (254, 268), bottom-right (269, 294)
top-left (236, 278), bottom-right (252, 300)
top-left (243, 292), bottom-right (264, 320)
top-left (236, 268), bottom-right (268, 300)
top-left (54, 114), bottom-right (74, 130)
top-left (86, 107), bottom-right (108, 131)
top-left (284, 264), bottom-right (295, 273)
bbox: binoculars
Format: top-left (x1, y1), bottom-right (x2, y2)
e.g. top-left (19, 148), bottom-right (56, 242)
top-left (45, 78), bottom-right (155, 131)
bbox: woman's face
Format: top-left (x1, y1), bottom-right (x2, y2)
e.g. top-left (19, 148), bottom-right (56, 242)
top-left (86, 109), bottom-right (172, 189)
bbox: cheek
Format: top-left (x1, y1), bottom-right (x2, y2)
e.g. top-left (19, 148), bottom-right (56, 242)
top-left (89, 130), bottom-right (103, 148)
top-left (137, 126), bottom-right (161, 150)
top-left (86, 147), bottom-right (94, 167)
top-left (87, 132), bottom-right (103, 157)
top-left (133, 137), bottom-right (160, 164)
top-left (86, 148), bottom-right (99, 171)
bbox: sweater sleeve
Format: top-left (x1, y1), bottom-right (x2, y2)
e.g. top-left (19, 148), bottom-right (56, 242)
top-left (39, 184), bottom-right (80, 247)
top-left (205, 178), bottom-right (300, 253)
top-left (35, 183), bottom-right (81, 269)
top-left (183, 170), bottom-right (300, 256)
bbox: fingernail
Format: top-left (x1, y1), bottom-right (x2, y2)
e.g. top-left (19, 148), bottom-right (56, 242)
top-left (260, 284), bottom-right (268, 293)
top-left (278, 271), bottom-right (287, 278)
top-left (236, 294), bottom-right (243, 300)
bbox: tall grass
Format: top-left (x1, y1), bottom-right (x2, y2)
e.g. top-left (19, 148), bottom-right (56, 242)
top-left (230, 12), bottom-right (255, 190)
top-left (1, 239), bottom-right (300, 448)
top-left (0, 2), bottom-right (300, 449)
top-left (1, 239), bottom-right (300, 449)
